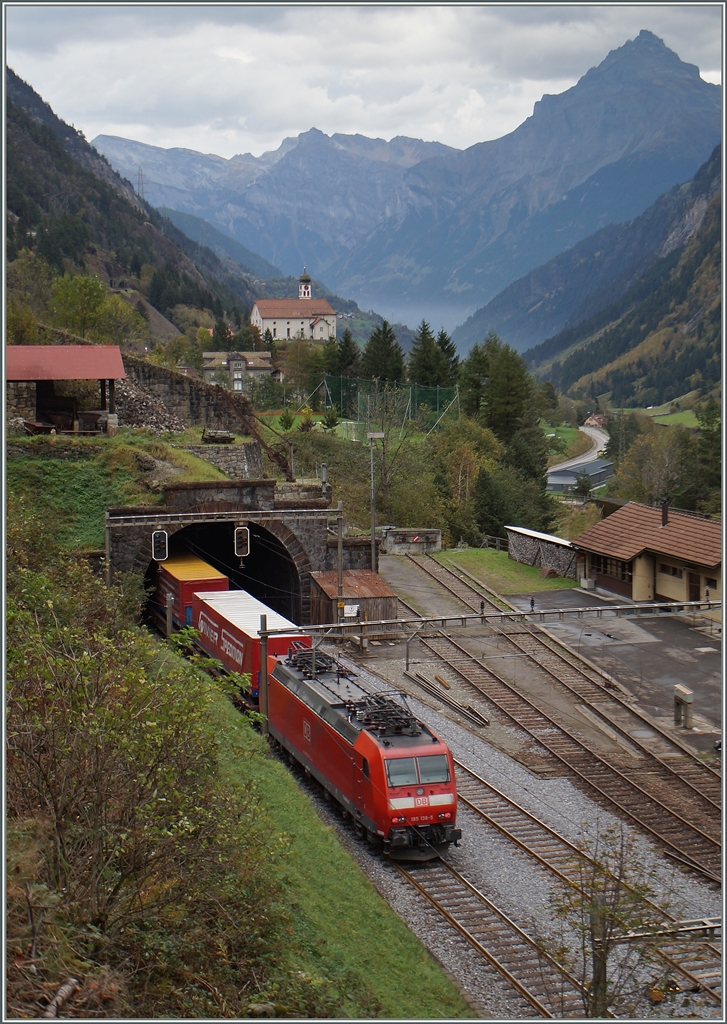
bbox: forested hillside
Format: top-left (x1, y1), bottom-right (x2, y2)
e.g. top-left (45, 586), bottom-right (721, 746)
top-left (526, 189), bottom-right (721, 408)
top-left (6, 70), bottom-right (263, 325)
top-left (454, 146), bottom-right (721, 352)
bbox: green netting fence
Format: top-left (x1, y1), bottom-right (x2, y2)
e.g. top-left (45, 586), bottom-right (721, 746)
top-left (321, 374), bottom-right (458, 422)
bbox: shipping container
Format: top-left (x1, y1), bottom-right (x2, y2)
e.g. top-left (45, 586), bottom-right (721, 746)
top-left (192, 590), bottom-right (310, 700)
top-left (154, 553), bottom-right (228, 627)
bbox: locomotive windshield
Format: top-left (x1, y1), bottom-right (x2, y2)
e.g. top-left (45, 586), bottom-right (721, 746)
top-left (385, 757), bottom-right (418, 787)
top-left (418, 754), bottom-right (450, 783)
top-left (385, 754), bottom-right (450, 787)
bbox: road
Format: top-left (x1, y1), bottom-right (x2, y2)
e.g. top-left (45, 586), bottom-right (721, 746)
top-left (550, 426), bottom-right (609, 472)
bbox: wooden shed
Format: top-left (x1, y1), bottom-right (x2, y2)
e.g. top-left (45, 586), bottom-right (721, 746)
top-left (309, 570), bottom-right (399, 626)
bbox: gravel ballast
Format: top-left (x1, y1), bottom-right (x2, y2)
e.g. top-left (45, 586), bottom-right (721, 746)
top-left (293, 647), bottom-right (722, 1019)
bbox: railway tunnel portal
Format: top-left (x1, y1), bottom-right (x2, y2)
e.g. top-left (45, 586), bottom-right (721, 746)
top-left (107, 479), bottom-right (373, 624)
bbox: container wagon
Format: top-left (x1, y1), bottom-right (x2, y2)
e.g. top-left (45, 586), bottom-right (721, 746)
top-left (153, 552), bottom-right (228, 628)
top-left (268, 647), bottom-right (461, 860)
top-left (191, 590), bottom-right (311, 702)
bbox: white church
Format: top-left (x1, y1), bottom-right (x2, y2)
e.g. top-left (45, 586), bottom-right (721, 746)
top-left (250, 269), bottom-right (337, 342)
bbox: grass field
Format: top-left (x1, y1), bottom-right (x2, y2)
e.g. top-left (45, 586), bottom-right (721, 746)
top-left (544, 423), bottom-right (594, 466)
top-left (438, 547), bottom-right (579, 594)
top-left (6, 433), bottom-right (226, 549)
top-left (214, 697), bottom-right (473, 1019)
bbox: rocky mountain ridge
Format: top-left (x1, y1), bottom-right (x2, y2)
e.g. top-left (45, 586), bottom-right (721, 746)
top-left (94, 31), bottom-right (720, 331)
top-left (452, 145), bottom-right (721, 352)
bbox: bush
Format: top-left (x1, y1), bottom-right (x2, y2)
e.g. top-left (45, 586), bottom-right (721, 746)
top-left (5, 502), bottom-right (290, 1016)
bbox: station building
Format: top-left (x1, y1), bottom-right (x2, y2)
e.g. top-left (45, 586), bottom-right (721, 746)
top-left (572, 502), bottom-right (721, 603)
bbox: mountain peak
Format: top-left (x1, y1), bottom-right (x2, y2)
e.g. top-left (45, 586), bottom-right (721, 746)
top-left (588, 28), bottom-right (705, 82)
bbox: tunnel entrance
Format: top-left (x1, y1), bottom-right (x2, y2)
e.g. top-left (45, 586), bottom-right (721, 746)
top-left (144, 521), bottom-right (302, 623)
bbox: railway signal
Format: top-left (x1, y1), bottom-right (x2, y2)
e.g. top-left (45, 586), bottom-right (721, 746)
top-left (151, 529), bottom-right (168, 561)
top-left (235, 526), bottom-right (250, 558)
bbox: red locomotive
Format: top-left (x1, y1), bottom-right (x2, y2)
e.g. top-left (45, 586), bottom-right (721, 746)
top-left (267, 646), bottom-right (461, 860)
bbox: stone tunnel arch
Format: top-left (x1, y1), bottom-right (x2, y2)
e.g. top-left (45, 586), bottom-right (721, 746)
top-left (121, 510), bottom-right (318, 624)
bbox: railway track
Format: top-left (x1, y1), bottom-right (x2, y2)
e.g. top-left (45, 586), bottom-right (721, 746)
top-left (454, 761), bottom-right (722, 1005)
top-left (421, 632), bottom-right (721, 882)
top-left (393, 859), bottom-right (586, 1018)
top-left (404, 554), bottom-right (721, 867)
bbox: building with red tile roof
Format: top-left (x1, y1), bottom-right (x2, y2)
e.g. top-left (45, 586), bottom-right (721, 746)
top-left (250, 269), bottom-right (336, 342)
top-left (572, 502), bottom-right (721, 602)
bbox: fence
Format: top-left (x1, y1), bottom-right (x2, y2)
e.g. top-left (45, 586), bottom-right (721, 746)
top-left (479, 534), bottom-right (510, 552)
top-left (322, 375), bottom-right (458, 422)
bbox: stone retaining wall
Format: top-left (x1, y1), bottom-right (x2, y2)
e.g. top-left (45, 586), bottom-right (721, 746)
top-left (7, 382), bottom-right (36, 420)
top-left (505, 529), bottom-right (577, 580)
top-left (123, 355), bottom-right (255, 431)
top-left (183, 442), bottom-right (265, 479)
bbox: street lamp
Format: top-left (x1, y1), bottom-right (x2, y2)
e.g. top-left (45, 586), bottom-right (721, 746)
top-left (367, 431), bottom-right (385, 572)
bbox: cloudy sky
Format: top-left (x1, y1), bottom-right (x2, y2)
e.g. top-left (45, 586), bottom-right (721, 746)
top-left (5, 3), bottom-right (723, 158)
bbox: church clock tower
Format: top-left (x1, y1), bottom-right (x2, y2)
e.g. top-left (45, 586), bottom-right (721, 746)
top-left (298, 267), bottom-right (311, 299)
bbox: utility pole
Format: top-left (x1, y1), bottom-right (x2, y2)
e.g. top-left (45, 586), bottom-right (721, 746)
top-left (367, 432), bottom-right (385, 572)
top-left (259, 614), bottom-right (268, 737)
top-left (337, 499), bottom-right (344, 623)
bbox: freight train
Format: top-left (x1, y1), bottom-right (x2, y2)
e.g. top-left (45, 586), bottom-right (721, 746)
top-left (152, 553), bottom-right (461, 859)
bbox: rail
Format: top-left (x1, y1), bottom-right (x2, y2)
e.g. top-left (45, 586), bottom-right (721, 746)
top-left (393, 860), bottom-right (586, 1017)
top-left (453, 761), bottom-right (722, 1004)
top-left (425, 633), bottom-right (721, 882)
top-left (106, 507), bottom-right (332, 527)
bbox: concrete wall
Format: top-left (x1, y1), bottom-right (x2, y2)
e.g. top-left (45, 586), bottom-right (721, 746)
top-left (182, 441), bottom-right (265, 479)
top-left (379, 529), bottom-right (441, 555)
top-left (506, 529), bottom-right (577, 580)
top-left (163, 480), bottom-right (275, 512)
top-left (123, 355), bottom-right (255, 431)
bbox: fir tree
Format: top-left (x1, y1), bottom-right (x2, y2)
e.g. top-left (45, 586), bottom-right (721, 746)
top-left (436, 328), bottom-right (459, 384)
top-left (336, 328), bottom-right (361, 377)
top-left (407, 319), bottom-right (449, 386)
top-left (361, 320), bottom-right (405, 382)
top-left (480, 333), bottom-right (533, 443)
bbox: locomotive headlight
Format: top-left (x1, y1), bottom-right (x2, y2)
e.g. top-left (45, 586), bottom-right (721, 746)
top-left (391, 815), bottom-right (407, 824)
top-left (438, 812), bottom-right (452, 820)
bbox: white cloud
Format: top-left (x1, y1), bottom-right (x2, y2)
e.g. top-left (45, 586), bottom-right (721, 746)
top-left (5, 3), bottom-right (722, 157)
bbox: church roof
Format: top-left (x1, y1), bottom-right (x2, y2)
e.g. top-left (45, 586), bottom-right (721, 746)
top-left (253, 298), bottom-right (335, 318)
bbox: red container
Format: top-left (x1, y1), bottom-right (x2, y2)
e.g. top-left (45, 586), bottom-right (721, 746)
top-left (192, 590), bottom-right (310, 699)
top-left (154, 553), bottom-right (228, 627)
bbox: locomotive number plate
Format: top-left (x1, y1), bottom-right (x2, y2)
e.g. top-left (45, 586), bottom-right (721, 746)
top-left (414, 795), bottom-right (429, 807)
top-left (303, 720), bottom-right (312, 743)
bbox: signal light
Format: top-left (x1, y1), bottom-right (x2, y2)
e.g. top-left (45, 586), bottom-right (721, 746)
top-left (234, 526), bottom-right (250, 558)
top-left (151, 530), bottom-right (168, 561)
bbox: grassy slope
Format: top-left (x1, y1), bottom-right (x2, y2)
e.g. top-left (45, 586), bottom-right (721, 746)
top-left (438, 548), bottom-right (579, 594)
top-left (6, 433), bottom-right (227, 549)
top-left (5, 442), bottom-right (474, 1018)
top-left (215, 699), bottom-right (471, 1018)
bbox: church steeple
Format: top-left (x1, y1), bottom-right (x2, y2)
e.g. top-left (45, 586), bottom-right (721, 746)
top-left (299, 267), bottom-right (311, 299)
